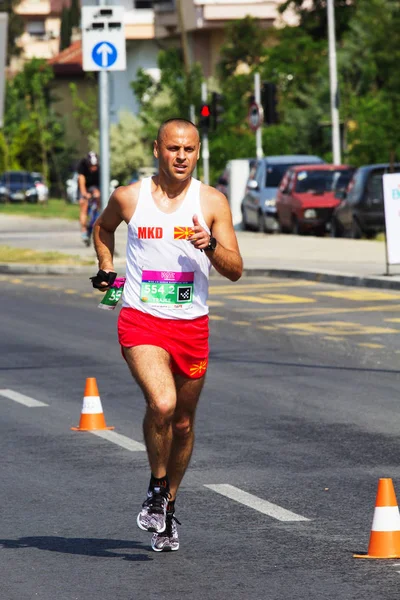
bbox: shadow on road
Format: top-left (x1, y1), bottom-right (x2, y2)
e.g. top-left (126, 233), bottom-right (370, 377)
top-left (0, 536), bottom-right (152, 562)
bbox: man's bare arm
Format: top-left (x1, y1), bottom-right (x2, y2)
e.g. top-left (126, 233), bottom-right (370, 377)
top-left (78, 174), bottom-right (87, 197)
top-left (192, 187), bottom-right (243, 282)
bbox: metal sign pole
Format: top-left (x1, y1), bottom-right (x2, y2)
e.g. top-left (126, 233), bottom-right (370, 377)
top-left (99, 69), bottom-right (110, 211)
top-left (98, 0), bottom-right (110, 212)
top-left (254, 73), bottom-right (263, 159)
top-left (201, 82), bottom-right (210, 185)
top-left (0, 13), bottom-right (8, 129)
top-left (327, 0), bottom-right (341, 164)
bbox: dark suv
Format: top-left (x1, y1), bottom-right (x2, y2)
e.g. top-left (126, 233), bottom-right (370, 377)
top-left (0, 171), bottom-right (39, 203)
top-left (330, 163), bottom-right (400, 238)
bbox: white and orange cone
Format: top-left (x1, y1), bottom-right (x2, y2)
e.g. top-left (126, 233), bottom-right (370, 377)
top-left (71, 378), bottom-right (114, 431)
top-left (354, 478), bottom-right (400, 559)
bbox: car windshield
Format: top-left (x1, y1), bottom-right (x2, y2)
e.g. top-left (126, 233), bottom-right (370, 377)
top-left (265, 164), bottom-right (293, 187)
top-left (295, 169), bottom-right (352, 193)
top-left (1, 173), bottom-right (35, 185)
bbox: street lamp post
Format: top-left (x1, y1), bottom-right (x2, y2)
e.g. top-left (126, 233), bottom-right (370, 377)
top-left (327, 0), bottom-right (341, 164)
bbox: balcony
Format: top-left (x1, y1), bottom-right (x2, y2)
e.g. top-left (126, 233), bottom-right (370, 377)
top-left (15, 0), bottom-right (51, 16)
top-left (154, 0), bottom-right (284, 38)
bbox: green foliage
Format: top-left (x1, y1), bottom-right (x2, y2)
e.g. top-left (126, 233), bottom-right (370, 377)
top-left (3, 58), bottom-right (76, 192)
top-left (70, 78), bottom-right (98, 139)
top-left (217, 16), bottom-right (268, 80)
top-left (69, 0), bottom-right (81, 29)
top-left (0, 132), bottom-right (8, 172)
top-left (59, 5), bottom-right (71, 52)
top-left (131, 48), bottom-right (203, 143)
top-left (278, 0), bottom-right (355, 41)
top-left (4, 0), bottom-right (24, 63)
top-left (88, 111), bottom-right (153, 184)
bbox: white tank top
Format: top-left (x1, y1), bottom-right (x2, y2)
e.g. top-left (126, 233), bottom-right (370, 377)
top-left (122, 176), bottom-right (211, 319)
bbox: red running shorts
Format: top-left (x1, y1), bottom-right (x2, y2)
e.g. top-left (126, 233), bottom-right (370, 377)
top-left (118, 307), bottom-right (209, 379)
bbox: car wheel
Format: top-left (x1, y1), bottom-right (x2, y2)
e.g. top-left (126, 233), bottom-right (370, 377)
top-left (291, 215), bottom-right (302, 235)
top-left (258, 212), bottom-right (266, 233)
top-left (365, 231), bottom-right (376, 240)
top-left (330, 217), bottom-right (342, 238)
top-left (241, 207), bottom-right (251, 231)
top-left (350, 217), bottom-right (362, 239)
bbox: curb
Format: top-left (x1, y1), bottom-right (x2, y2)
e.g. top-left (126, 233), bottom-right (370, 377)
top-left (241, 268), bottom-right (400, 290)
top-left (2, 263), bottom-right (400, 290)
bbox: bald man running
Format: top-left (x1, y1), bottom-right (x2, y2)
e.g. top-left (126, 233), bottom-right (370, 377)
top-left (93, 118), bottom-right (243, 552)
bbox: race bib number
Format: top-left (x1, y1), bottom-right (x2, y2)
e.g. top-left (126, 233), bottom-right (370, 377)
top-left (140, 270), bottom-right (194, 307)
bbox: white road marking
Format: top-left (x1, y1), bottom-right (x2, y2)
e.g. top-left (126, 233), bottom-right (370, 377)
top-left (90, 429), bottom-right (146, 451)
top-left (0, 389), bottom-right (48, 407)
top-left (204, 484), bottom-right (310, 522)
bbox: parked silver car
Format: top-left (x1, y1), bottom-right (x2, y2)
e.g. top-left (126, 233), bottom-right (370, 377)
top-left (241, 155), bottom-right (325, 233)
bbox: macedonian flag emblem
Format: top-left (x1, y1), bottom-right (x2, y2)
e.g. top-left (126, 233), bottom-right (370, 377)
top-left (174, 226), bottom-right (195, 240)
top-left (189, 360), bottom-right (208, 377)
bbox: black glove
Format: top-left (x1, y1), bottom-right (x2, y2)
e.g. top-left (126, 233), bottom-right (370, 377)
top-left (90, 270), bottom-right (117, 290)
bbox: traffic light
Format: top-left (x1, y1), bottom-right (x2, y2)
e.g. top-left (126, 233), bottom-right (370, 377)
top-left (262, 82), bottom-right (278, 125)
top-left (199, 103), bottom-right (211, 131)
top-left (211, 92), bottom-right (224, 130)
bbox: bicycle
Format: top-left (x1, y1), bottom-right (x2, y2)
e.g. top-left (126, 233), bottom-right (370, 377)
top-left (85, 188), bottom-right (100, 247)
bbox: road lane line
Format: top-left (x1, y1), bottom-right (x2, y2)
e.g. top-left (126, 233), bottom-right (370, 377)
top-left (204, 484), bottom-right (309, 522)
top-left (0, 389), bottom-right (48, 407)
top-left (90, 430), bottom-right (146, 451)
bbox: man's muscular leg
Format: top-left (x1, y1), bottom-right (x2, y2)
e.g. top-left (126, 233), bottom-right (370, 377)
top-left (167, 373), bottom-right (205, 501)
top-left (79, 196), bottom-right (88, 234)
top-left (123, 345), bottom-right (176, 477)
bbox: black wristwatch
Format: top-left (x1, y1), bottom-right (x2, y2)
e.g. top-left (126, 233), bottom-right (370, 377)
top-left (206, 236), bottom-right (217, 252)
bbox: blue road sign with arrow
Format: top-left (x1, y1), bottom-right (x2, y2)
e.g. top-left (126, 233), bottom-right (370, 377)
top-left (92, 42), bottom-right (118, 68)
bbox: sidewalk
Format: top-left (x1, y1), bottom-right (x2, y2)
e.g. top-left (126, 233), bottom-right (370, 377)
top-left (1, 215), bottom-right (400, 289)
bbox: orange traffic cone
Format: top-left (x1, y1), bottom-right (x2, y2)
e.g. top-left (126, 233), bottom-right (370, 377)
top-left (354, 478), bottom-right (400, 558)
top-left (71, 378), bottom-right (114, 431)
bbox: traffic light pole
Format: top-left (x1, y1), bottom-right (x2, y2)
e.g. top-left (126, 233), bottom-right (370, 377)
top-left (201, 82), bottom-right (210, 185)
top-left (255, 73), bottom-right (263, 159)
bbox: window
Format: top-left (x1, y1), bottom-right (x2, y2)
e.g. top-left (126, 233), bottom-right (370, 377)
top-left (134, 0), bottom-right (153, 7)
top-left (294, 169), bottom-right (353, 194)
top-left (265, 164), bottom-right (292, 188)
top-left (26, 20), bottom-right (46, 36)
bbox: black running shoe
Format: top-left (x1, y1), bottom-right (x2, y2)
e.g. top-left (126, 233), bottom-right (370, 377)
top-left (151, 512), bottom-right (181, 552)
top-left (137, 486), bottom-right (170, 533)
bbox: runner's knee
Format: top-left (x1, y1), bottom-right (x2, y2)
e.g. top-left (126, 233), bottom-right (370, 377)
top-left (172, 415), bottom-right (194, 438)
top-left (147, 396), bottom-right (175, 425)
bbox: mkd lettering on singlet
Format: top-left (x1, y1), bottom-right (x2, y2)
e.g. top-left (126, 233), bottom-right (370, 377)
top-left (138, 227), bottom-right (163, 239)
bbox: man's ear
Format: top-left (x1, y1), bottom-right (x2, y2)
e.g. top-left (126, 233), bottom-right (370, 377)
top-left (153, 140), bottom-right (159, 159)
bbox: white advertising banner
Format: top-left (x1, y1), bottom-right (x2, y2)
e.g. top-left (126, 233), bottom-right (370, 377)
top-left (383, 173), bottom-right (400, 265)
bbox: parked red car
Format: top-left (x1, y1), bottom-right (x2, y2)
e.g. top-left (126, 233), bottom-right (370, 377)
top-left (276, 164), bottom-right (355, 235)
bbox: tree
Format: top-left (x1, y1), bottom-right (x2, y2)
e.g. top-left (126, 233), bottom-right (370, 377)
top-left (217, 15), bottom-right (268, 80)
top-left (88, 111), bottom-right (153, 184)
top-left (131, 48), bottom-right (203, 143)
top-left (59, 5), bottom-right (71, 52)
top-left (278, 0), bottom-right (355, 41)
top-left (339, 0), bottom-right (400, 165)
top-left (70, 78), bottom-right (98, 139)
top-left (4, 59), bottom-right (74, 189)
top-left (4, 0), bottom-right (24, 64)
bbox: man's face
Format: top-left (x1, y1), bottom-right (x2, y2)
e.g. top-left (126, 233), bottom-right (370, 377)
top-left (154, 124), bottom-right (200, 182)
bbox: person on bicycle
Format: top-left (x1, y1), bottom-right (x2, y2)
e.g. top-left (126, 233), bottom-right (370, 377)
top-left (77, 151), bottom-right (101, 242)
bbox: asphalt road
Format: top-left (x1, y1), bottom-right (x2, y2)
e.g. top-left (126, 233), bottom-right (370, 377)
top-left (2, 274), bottom-right (400, 599)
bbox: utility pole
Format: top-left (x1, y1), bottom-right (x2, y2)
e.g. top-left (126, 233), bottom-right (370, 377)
top-left (201, 82), bottom-right (210, 185)
top-left (254, 73), bottom-right (263, 159)
top-left (327, 0), bottom-right (341, 164)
